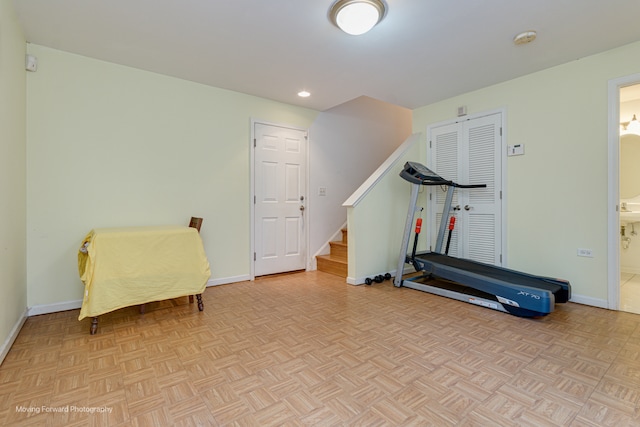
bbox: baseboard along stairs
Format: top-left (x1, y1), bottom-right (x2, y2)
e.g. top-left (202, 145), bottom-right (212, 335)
top-left (316, 228), bottom-right (348, 277)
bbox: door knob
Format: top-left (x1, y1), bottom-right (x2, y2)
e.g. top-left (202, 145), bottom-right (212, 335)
top-left (300, 205), bottom-right (305, 211)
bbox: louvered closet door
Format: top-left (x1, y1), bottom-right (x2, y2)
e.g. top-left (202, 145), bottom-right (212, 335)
top-left (428, 113), bottom-right (502, 265)
top-left (461, 114), bottom-right (502, 264)
top-left (429, 123), bottom-right (461, 256)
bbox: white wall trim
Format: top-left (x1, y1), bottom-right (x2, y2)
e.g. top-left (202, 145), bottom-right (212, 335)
top-left (206, 275), bottom-right (250, 287)
top-left (0, 308), bottom-right (28, 366)
top-left (346, 277), bottom-right (362, 286)
top-left (250, 118), bottom-right (257, 281)
top-left (607, 73), bottom-right (640, 311)
top-left (343, 133), bottom-right (420, 208)
top-left (28, 300), bottom-right (82, 316)
top-left (569, 294), bottom-right (608, 310)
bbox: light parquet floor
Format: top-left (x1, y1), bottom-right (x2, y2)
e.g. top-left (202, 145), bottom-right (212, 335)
top-left (1, 271), bottom-right (640, 426)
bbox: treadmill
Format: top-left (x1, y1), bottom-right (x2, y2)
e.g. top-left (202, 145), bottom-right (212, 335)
top-left (394, 161), bottom-right (571, 317)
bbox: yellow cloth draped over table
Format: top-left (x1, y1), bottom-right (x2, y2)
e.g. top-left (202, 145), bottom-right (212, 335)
top-left (78, 225), bottom-right (211, 320)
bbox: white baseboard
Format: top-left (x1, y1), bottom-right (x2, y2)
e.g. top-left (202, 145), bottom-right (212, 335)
top-left (207, 275), bottom-right (250, 287)
top-left (0, 308), bottom-right (28, 366)
top-left (569, 294), bottom-right (608, 309)
top-left (28, 299), bottom-right (82, 316)
top-left (346, 277), bottom-right (362, 285)
top-left (24, 275), bottom-right (249, 317)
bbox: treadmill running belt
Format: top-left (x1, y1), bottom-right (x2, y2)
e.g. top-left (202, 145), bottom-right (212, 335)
top-left (418, 253), bottom-right (559, 290)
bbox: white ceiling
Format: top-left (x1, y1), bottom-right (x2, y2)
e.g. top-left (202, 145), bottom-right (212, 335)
top-left (13, 0), bottom-right (640, 111)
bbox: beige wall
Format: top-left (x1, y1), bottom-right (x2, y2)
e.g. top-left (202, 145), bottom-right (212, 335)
top-left (310, 96), bottom-right (412, 259)
top-left (0, 0), bottom-right (27, 359)
top-left (620, 134), bottom-right (640, 200)
top-left (26, 44), bottom-right (318, 308)
top-left (413, 40), bottom-right (640, 304)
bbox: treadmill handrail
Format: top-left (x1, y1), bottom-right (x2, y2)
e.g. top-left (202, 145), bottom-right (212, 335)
top-left (419, 178), bottom-right (486, 189)
top-left (453, 183), bottom-right (487, 189)
top-left (400, 161), bottom-right (486, 189)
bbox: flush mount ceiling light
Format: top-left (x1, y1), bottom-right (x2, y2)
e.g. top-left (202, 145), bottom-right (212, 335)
top-left (513, 30), bottom-right (537, 45)
top-left (298, 90), bottom-right (311, 98)
top-left (329, 0), bottom-right (386, 36)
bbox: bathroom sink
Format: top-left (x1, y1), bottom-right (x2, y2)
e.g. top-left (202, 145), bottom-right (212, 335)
top-left (620, 211), bottom-right (640, 224)
top-left (620, 196), bottom-right (640, 224)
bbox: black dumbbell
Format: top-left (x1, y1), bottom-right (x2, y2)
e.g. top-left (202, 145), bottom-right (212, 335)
top-left (365, 273), bottom-right (392, 285)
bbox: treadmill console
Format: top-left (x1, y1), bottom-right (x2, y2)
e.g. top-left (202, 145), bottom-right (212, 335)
top-left (400, 161), bottom-right (448, 185)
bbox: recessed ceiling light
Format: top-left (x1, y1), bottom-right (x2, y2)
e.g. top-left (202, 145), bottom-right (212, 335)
top-left (298, 90), bottom-right (311, 98)
top-left (329, 0), bottom-right (386, 36)
top-left (513, 31), bottom-right (537, 45)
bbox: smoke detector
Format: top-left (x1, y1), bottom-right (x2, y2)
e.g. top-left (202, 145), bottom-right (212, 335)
top-left (513, 31), bottom-right (537, 45)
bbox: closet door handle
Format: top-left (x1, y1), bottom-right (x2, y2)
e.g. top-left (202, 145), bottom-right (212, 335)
top-left (464, 205), bottom-right (471, 211)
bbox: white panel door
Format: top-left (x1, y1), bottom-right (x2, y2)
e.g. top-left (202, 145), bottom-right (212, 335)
top-left (254, 123), bottom-right (307, 276)
top-left (428, 113), bottom-right (502, 265)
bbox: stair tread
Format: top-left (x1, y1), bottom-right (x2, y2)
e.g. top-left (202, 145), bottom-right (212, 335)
top-left (316, 254), bottom-right (347, 264)
top-left (317, 228), bottom-right (348, 277)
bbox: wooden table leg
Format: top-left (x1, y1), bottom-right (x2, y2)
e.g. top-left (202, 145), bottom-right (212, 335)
top-left (139, 304), bottom-right (146, 314)
top-left (189, 295), bottom-right (194, 303)
top-left (90, 317), bottom-right (98, 335)
top-left (196, 294), bottom-right (204, 311)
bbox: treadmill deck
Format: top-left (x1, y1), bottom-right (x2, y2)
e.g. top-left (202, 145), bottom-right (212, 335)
top-left (404, 252), bottom-right (571, 317)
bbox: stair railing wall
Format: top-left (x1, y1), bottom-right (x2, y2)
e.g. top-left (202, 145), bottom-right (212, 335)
top-left (343, 133), bottom-right (422, 284)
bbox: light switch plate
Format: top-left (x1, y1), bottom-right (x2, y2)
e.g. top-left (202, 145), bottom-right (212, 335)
top-left (508, 144), bottom-right (525, 156)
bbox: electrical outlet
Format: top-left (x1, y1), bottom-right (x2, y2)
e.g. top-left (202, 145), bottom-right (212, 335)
top-left (577, 248), bottom-right (593, 257)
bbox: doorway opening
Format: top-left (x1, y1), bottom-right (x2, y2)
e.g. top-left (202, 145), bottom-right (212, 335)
top-left (619, 83), bottom-right (640, 314)
top-left (608, 73), bottom-right (640, 314)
